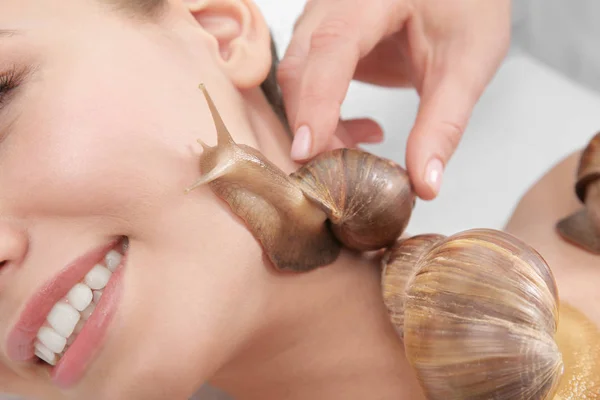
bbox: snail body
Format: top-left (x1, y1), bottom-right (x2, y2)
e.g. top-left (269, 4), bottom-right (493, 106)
top-left (553, 304), bottom-right (600, 399)
top-left (185, 84), bottom-right (600, 399)
top-left (556, 132), bottom-right (600, 253)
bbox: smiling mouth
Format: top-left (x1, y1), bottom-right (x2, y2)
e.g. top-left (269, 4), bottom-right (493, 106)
top-left (33, 238), bottom-right (128, 366)
top-left (6, 236), bottom-right (130, 388)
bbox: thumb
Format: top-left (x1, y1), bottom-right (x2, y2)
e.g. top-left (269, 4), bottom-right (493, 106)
top-left (406, 74), bottom-right (480, 200)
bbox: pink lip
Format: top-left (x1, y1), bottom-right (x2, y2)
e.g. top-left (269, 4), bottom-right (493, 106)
top-left (6, 240), bottom-right (119, 362)
top-left (5, 238), bottom-right (126, 388)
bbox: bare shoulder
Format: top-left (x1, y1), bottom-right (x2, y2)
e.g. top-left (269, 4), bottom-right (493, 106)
top-left (504, 151), bottom-right (582, 237)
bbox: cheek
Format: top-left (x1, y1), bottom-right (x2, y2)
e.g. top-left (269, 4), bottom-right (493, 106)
top-left (3, 71), bottom-right (195, 218)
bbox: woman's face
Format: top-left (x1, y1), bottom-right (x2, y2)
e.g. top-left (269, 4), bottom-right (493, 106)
top-left (0, 1), bottom-right (270, 398)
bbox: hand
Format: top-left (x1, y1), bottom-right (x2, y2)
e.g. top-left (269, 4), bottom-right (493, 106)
top-left (277, 0), bottom-right (511, 200)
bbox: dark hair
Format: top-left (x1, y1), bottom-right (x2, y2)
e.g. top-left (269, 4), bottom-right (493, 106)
top-left (102, 0), bottom-right (289, 130)
top-left (260, 35), bottom-right (289, 130)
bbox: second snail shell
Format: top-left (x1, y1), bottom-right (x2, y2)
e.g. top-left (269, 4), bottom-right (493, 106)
top-left (382, 231), bottom-right (563, 399)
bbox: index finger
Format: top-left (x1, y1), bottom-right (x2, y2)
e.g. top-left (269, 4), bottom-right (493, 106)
top-left (278, 0), bottom-right (410, 161)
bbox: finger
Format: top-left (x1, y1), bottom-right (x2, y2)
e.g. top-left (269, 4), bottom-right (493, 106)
top-left (278, 0), bottom-right (327, 139)
top-left (341, 118), bottom-right (384, 143)
top-left (405, 72), bottom-right (480, 201)
top-left (292, 117), bottom-right (364, 159)
top-left (277, 7), bottom-right (316, 134)
top-left (281, 0), bottom-right (411, 162)
top-left (331, 122), bottom-right (355, 149)
top-left (316, 118), bottom-right (384, 154)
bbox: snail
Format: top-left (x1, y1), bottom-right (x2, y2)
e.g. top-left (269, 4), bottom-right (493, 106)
top-left (381, 232), bottom-right (564, 399)
top-left (382, 231), bottom-right (600, 400)
top-left (185, 84), bottom-right (600, 399)
top-left (556, 131), bottom-right (600, 253)
top-left (184, 84), bottom-right (415, 272)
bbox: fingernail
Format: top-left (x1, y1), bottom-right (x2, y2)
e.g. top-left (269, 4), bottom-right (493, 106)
top-left (291, 125), bottom-right (312, 160)
top-left (424, 158), bottom-right (444, 195)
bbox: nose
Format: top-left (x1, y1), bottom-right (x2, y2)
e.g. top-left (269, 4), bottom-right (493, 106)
top-left (0, 221), bottom-right (28, 267)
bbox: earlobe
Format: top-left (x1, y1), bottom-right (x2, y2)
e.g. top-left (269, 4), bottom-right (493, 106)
top-left (184, 0), bottom-right (272, 89)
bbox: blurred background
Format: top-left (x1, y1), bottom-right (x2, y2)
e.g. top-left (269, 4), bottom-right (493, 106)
top-left (5, 1), bottom-right (600, 399)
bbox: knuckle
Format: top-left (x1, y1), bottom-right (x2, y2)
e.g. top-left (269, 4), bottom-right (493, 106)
top-left (435, 120), bottom-right (464, 156)
top-left (302, 90), bottom-right (343, 114)
top-left (276, 56), bottom-right (302, 86)
top-left (299, 93), bottom-right (342, 137)
top-left (309, 18), bottom-right (356, 53)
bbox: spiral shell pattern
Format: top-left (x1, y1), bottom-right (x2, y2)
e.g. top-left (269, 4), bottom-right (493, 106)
top-left (291, 148), bottom-right (415, 251)
top-left (382, 229), bottom-right (563, 400)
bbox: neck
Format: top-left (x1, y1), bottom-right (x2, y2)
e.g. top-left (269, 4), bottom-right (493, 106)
top-left (240, 88), bottom-right (298, 175)
top-left (210, 251), bottom-right (424, 400)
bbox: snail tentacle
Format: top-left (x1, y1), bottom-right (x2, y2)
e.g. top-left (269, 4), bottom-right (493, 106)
top-left (184, 156), bottom-right (235, 193)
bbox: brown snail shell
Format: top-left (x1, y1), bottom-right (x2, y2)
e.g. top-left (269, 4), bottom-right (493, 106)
top-left (185, 83), bottom-right (415, 271)
top-left (382, 229), bottom-right (564, 400)
top-left (290, 149), bottom-right (415, 251)
top-left (556, 131), bottom-right (600, 254)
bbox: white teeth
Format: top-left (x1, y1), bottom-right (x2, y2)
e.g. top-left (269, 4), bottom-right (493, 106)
top-left (81, 303), bottom-right (96, 320)
top-left (93, 290), bottom-right (103, 303)
top-left (35, 342), bottom-right (57, 366)
top-left (47, 302), bottom-right (81, 339)
top-left (34, 242), bottom-right (127, 366)
top-left (66, 283), bottom-right (93, 312)
top-left (104, 250), bottom-right (122, 272)
top-left (37, 327), bottom-right (67, 354)
top-left (84, 265), bottom-right (112, 290)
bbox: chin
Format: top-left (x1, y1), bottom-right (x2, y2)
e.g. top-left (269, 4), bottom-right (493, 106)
top-left (77, 239), bottom-right (249, 400)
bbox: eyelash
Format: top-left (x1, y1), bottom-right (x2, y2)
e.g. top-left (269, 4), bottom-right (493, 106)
top-left (0, 66), bottom-right (20, 107)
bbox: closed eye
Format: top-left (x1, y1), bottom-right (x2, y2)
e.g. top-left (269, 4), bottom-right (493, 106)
top-left (0, 66), bottom-right (20, 109)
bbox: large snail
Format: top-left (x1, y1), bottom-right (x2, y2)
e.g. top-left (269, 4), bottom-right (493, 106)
top-left (556, 131), bottom-right (600, 253)
top-left (184, 84), bottom-right (414, 272)
top-left (186, 84), bottom-right (600, 399)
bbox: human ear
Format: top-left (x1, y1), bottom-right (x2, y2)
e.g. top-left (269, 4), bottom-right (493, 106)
top-left (183, 0), bottom-right (272, 89)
